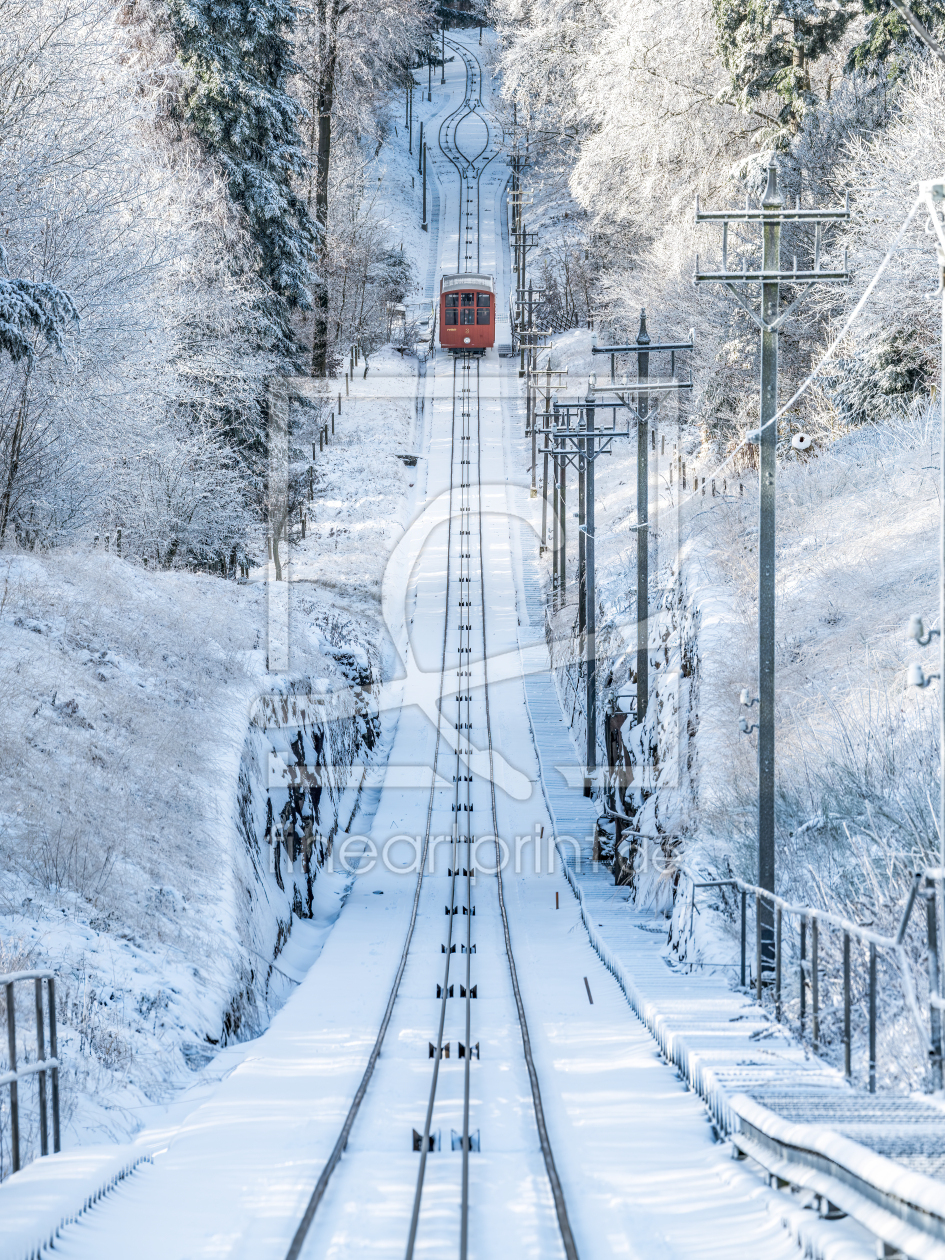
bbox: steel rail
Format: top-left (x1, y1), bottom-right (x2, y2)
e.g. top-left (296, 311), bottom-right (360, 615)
top-left (407, 44), bottom-right (498, 1256)
top-left (291, 39), bottom-right (574, 1260)
top-left (438, 37), bottom-right (499, 274)
top-left (283, 337), bottom-right (463, 1260)
top-left (404, 353), bottom-right (470, 1259)
top-left (473, 359), bottom-right (581, 1260)
top-left (459, 361), bottom-right (476, 1260)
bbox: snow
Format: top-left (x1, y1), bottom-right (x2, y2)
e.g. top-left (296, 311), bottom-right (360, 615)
top-left (0, 419), bottom-right (393, 1168)
top-left (2, 22), bottom-right (931, 1260)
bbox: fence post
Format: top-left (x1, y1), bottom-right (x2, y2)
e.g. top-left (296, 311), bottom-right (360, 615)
top-left (740, 887), bottom-right (747, 988)
top-left (800, 915), bottom-right (807, 1035)
top-left (775, 904), bottom-right (782, 1022)
top-left (755, 893), bottom-right (762, 1002)
top-left (869, 942), bottom-right (877, 1094)
top-left (927, 881), bottom-right (943, 1090)
top-left (48, 976), bottom-right (59, 1153)
top-left (578, 412), bottom-right (586, 638)
top-left (5, 982), bottom-right (19, 1173)
top-left (811, 915), bottom-right (820, 1055)
top-left (558, 435), bottom-right (567, 607)
top-left (843, 931), bottom-right (852, 1081)
top-left (34, 979), bottom-right (48, 1157)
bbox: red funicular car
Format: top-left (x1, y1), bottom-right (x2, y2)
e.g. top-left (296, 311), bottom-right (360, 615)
top-left (439, 273), bottom-right (495, 353)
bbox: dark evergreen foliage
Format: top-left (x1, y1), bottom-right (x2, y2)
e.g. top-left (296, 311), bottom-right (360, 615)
top-left (847, 0), bottom-right (945, 74)
top-left (714, 0), bottom-right (945, 132)
top-left (169, 0), bottom-right (315, 348)
top-left (0, 267), bottom-right (78, 364)
top-left (713, 0), bottom-right (852, 133)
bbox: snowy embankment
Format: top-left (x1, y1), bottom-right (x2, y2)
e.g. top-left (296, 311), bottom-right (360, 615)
top-left (533, 329), bottom-right (940, 1088)
top-left (0, 347), bottom-right (422, 1170)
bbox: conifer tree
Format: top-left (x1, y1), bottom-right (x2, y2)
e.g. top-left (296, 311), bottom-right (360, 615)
top-left (169, 0), bottom-right (315, 351)
top-left (712, 0), bottom-right (851, 135)
top-left (713, 0), bottom-right (945, 135)
top-left (848, 0), bottom-right (945, 74)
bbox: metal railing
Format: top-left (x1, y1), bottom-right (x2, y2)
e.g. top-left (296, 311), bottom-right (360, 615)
top-left (690, 871), bottom-right (944, 1094)
top-left (2, 970), bottom-right (60, 1176)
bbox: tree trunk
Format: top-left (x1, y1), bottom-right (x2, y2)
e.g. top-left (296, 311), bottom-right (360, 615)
top-left (310, 0), bottom-right (339, 377)
top-left (272, 526), bottom-right (283, 581)
top-left (0, 374), bottom-right (31, 543)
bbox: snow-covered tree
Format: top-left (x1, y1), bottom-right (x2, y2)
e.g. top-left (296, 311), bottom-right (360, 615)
top-left (169, 0), bottom-right (316, 352)
top-left (296, 0), bottom-right (431, 373)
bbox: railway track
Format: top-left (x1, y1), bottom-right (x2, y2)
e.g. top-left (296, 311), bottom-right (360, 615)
top-left (285, 39), bottom-right (578, 1260)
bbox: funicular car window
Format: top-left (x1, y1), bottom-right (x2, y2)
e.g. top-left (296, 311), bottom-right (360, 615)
top-left (461, 291), bottom-right (475, 324)
top-left (476, 293), bottom-right (490, 325)
top-left (445, 292), bottom-right (458, 325)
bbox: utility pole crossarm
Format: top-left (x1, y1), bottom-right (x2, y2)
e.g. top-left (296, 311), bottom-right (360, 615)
top-left (695, 266), bottom-right (848, 284)
top-left (592, 340), bottom-right (693, 354)
top-left (694, 195), bottom-right (850, 222)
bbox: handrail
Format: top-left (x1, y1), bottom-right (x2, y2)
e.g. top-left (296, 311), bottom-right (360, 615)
top-left (2, 971), bottom-right (60, 1177)
top-left (689, 873), bottom-right (908, 952)
top-left (684, 866), bottom-right (943, 1092)
top-left (0, 970), bottom-right (55, 986)
top-left (0, 1057), bottom-right (60, 1090)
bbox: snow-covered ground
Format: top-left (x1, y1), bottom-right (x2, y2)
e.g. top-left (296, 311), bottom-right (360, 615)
top-left (0, 30), bottom-right (835, 1260)
top-left (0, 326), bottom-right (427, 1174)
top-left (5, 21), bottom-right (935, 1260)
